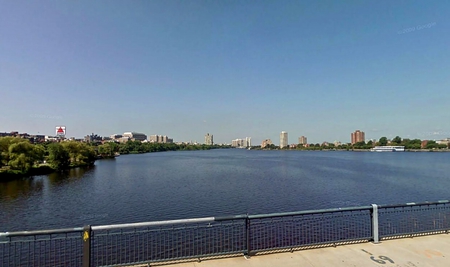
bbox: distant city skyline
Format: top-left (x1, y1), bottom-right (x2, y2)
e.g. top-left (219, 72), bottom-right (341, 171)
top-left (1, 1), bottom-right (449, 144)
top-left (1, 127), bottom-right (450, 146)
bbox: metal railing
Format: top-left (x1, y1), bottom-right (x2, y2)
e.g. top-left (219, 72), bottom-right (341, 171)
top-left (1, 200), bottom-right (449, 267)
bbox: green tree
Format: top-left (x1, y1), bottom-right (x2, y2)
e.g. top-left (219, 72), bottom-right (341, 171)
top-left (392, 136), bottom-right (402, 145)
top-left (98, 144), bottom-right (113, 157)
top-left (353, 141), bottom-right (366, 149)
top-left (62, 141), bottom-right (96, 165)
top-left (8, 140), bottom-right (40, 172)
top-left (47, 143), bottom-right (70, 170)
top-left (378, 137), bottom-right (388, 146)
top-left (426, 140), bottom-right (438, 149)
top-left (0, 137), bottom-right (23, 167)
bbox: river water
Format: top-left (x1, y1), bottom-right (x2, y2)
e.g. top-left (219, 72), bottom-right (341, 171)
top-left (1, 149), bottom-right (449, 231)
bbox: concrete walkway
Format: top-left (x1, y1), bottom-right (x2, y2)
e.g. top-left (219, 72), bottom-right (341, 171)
top-left (152, 234), bottom-right (449, 267)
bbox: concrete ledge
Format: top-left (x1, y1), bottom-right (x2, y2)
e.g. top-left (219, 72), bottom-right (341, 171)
top-left (144, 233), bottom-right (449, 267)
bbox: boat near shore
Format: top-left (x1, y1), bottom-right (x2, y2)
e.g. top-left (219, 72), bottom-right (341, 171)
top-left (371, 146), bottom-right (405, 152)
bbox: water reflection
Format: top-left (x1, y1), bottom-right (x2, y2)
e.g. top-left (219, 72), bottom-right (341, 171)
top-left (0, 178), bottom-right (44, 200)
top-left (47, 166), bottom-right (95, 185)
top-left (0, 166), bottom-right (95, 201)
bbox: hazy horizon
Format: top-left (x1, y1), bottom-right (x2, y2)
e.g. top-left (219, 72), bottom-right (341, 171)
top-left (1, 1), bottom-right (449, 145)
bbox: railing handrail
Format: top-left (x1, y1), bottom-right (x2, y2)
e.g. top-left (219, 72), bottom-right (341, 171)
top-left (377, 200), bottom-right (449, 209)
top-left (91, 217), bottom-right (216, 231)
top-left (0, 227), bottom-right (84, 238)
top-left (248, 205), bottom-right (373, 219)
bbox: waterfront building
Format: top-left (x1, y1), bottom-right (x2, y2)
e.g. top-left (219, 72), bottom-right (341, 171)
top-left (231, 137), bottom-right (251, 148)
top-left (110, 134), bottom-right (122, 140)
top-left (231, 139), bottom-right (244, 147)
top-left (261, 139), bottom-right (273, 148)
top-left (84, 133), bottom-right (102, 143)
top-left (150, 135), bottom-right (174, 143)
top-left (351, 130), bottom-right (365, 144)
top-left (123, 132), bottom-right (147, 142)
top-left (280, 131), bottom-right (288, 148)
top-left (205, 133), bottom-right (214, 145)
top-left (117, 137), bottom-right (131, 143)
top-left (421, 140), bottom-right (428, 149)
top-left (298, 136), bottom-right (307, 145)
top-left (436, 138), bottom-right (450, 145)
top-left (246, 137), bottom-right (251, 147)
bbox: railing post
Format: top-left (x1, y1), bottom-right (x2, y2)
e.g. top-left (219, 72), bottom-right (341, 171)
top-left (82, 225), bottom-right (91, 267)
top-left (371, 204), bottom-right (379, 244)
top-left (244, 215), bottom-right (251, 257)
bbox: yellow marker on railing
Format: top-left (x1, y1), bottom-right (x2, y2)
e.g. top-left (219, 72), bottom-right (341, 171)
top-left (83, 231), bottom-right (89, 242)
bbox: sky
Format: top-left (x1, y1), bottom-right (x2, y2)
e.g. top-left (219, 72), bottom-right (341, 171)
top-left (1, 0), bottom-right (449, 145)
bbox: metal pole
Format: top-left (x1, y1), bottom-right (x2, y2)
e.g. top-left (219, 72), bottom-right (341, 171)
top-left (245, 216), bottom-right (251, 257)
top-left (82, 225), bottom-right (91, 267)
top-left (371, 204), bottom-right (379, 244)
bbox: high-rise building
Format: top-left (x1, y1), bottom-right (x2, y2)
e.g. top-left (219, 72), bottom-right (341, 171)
top-left (232, 139), bottom-right (242, 147)
top-left (246, 137), bottom-right (251, 147)
top-left (205, 133), bottom-right (213, 145)
top-left (280, 131), bottom-right (288, 148)
top-left (351, 130), bottom-right (365, 144)
top-left (298, 136), bottom-right (307, 145)
top-left (231, 137), bottom-right (251, 147)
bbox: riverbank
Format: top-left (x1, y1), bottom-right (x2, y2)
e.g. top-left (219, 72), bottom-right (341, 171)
top-left (0, 163), bottom-right (95, 182)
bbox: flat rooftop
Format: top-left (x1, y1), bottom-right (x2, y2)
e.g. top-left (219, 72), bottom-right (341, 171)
top-left (149, 234), bottom-right (449, 267)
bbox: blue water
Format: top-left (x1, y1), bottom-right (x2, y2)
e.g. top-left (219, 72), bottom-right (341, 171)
top-left (1, 150), bottom-right (449, 231)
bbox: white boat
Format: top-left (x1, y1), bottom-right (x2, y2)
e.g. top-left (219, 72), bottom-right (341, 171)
top-left (371, 146), bottom-right (405, 152)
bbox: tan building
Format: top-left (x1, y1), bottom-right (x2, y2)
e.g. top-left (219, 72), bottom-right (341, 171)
top-left (280, 131), bottom-right (288, 148)
top-left (261, 139), bottom-right (273, 148)
top-left (351, 130), bottom-right (365, 144)
top-left (150, 134), bottom-right (173, 143)
top-left (298, 136), bottom-right (307, 145)
top-left (204, 133), bottom-right (214, 145)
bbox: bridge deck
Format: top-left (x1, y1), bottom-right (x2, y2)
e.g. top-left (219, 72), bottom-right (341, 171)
top-left (148, 234), bottom-right (449, 267)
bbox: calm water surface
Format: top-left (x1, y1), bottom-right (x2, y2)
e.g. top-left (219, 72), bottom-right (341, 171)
top-left (1, 149), bottom-right (449, 231)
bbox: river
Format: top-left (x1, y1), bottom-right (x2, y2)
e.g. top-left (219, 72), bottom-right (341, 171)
top-left (1, 149), bottom-right (449, 231)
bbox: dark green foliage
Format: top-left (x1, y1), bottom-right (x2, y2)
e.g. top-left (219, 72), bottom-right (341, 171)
top-left (47, 143), bottom-right (70, 170)
top-left (378, 137), bottom-right (388, 146)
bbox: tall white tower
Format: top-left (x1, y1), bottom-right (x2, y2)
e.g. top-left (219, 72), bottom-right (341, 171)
top-left (246, 137), bottom-right (252, 147)
top-left (280, 131), bottom-right (288, 148)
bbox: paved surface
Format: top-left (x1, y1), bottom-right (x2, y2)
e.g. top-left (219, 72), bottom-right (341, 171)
top-left (152, 234), bottom-right (449, 267)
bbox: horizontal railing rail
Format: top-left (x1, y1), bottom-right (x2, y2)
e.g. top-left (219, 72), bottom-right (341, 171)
top-left (1, 200), bottom-right (449, 267)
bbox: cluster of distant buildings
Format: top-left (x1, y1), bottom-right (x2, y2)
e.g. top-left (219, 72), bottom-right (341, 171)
top-left (0, 131), bottom-right (47, 143)
top-left (107, 132), bottom-right (174, 144)
top-left (2, 128), bottom-right (449, 148)
top-left (260, 131), bottom-right (308, 149)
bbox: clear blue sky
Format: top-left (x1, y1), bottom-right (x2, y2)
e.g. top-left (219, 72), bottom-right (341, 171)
top-left (1, 0), bottom-right (449, 144)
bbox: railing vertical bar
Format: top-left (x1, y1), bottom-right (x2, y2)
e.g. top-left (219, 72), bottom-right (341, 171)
top-left (245, 216), bottom-right (250, 256)
top-left (371, 204), bottom-right (379, 244)
top-left (82, 225), bottom-right (91, 267)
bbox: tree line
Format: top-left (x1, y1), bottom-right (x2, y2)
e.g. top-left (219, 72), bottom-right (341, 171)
top-left (0, 137), bottom-right (96, 174)
top-left (96, 141), bottom-right (228, 157)
top-left (0, 137), bottom-right (229, 178)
